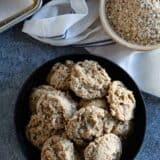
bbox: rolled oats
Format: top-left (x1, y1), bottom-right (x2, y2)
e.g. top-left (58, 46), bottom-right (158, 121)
top-left (106, 0), bottom-right (160, 45)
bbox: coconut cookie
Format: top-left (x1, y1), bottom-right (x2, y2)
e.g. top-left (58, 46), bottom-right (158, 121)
top-left (37, 92), bottom-right (77, 131)
top-left (84, 134), bottom-right (122, 160)
top-left (107, 81), bottom-right (136, 121)
top-left (26, 114), bottom-right (54, 149)
top-left (79, 98), bottom-right (108, 109)
top-left (70, 60), bottom-right (111, 99)
top-left (66, 106), bottom-right (105, 146)
top-left (41, 136), bottom-right (75, 160)
top-left (47, 60), bottom-right (74, 90)
top-left (29, 85), bottom-right (56, 113)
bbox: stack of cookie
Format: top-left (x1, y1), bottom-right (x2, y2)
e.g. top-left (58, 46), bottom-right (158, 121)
top-left (26, 60), bottom-right (136, 160)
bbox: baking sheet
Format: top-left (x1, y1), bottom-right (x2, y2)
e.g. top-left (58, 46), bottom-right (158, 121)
top-left (0, 0), bottom-right (42, 32)
top-left (0, 0), bottom-right (34, 22)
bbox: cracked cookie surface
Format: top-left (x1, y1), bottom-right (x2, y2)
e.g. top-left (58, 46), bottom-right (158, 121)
top-left (84, 134), bottom-right (122, 160)
top-left (70, 60), bottom-right (111, 99)
top-left (41, 135), bottom-right (76, 160)
top-left (29, 85), bottom-right (56, 113)
top-left (47, 60), bottom-right (74, 90)
top-left (107, 81), bottom-right (136, 121)
top-left (26, 114), bottom-right (54, 149)
top-left (66, 106), bottom-right (105, 146)
top-left (36, 92), bottom-right (77, 131)
top-left (112, 121), bottom-right (133, 139)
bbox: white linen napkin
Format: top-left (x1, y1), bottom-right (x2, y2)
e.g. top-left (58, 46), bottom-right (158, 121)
top-left (22, 0), bottom-right (160, 97)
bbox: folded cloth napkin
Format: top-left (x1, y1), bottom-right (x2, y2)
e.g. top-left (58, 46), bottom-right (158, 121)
top-left (23, 0), bottom-right (160, 97)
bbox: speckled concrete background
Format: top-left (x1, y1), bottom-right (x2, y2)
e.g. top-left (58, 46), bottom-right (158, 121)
top-left (0, 24), bottom-right (160, 160)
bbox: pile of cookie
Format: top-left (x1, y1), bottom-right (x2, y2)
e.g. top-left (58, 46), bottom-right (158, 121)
top-left (26, 60), bottom-right (136, 160)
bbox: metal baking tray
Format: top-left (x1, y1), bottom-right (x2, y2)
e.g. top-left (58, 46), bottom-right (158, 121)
top-left (0, 0), bottom-right (42, 33)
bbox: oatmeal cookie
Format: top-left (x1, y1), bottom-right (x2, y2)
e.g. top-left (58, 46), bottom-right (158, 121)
top-left (47, 60), bottom-right (74, 90)
top-left (103, 116), bottom-right (132, 139)
top-left (112, 121), bottom-right (133, 139)
top-left (29, 85), bottom-right (55, 113)
top-left (84, 134), bottom-right (122, 160)
top-left (70, 60), bottom-right (111, 99)
top-left (107, 81), bottom-right (136, 121)
top-left (79, 99), bottom-right (117, 134)
top-left (26, 114), bottom-right (54, 149)
top-left (37, 92), bottom-right (77, 131)
top-left (66, 106), bottom-right (105, 146)
top-left (41, 135), bottom-right (75, 160)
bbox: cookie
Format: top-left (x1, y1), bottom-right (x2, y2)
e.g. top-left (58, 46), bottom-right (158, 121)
top-left (29, 85), bottom-right (56, 113)
top-left (66, 105), bottom-right (105, 146)
top-left (112, 121), bottom-right (133, 139)
top-left (79, 98), bottom-right (116, 134)
top-left (47, 60), bottom-right (74, 90)
top-left (26, 114), bottom-right (54, 149)
top-left (37, 92), bottom-right (77, 131)
top-left (41, 135), bottom-right (75, 160)
top-left (70, 60), bottom-right (111, 99)
top-left (103, 115), bottom-right (132, 139)
top-left (107, 81), bottom-right (136, 121)
top-left (84, 134), bottom-right (122, 160)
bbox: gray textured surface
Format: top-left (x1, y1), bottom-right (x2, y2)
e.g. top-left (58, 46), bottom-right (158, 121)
top-left (0, 24), bottom-right (160, 160)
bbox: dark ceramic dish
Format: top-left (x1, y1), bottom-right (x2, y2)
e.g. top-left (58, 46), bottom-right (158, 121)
top-left (15, 53), bottom-right (146, 160)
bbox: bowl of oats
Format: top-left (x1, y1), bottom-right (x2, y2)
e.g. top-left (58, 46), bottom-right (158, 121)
top-left (100, 0), bottom-right (160, 50)
top-left (15, 53), bottom-right (146, 160)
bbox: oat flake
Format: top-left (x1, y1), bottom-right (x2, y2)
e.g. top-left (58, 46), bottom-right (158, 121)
top-left (106, 0), bottom-right (160, 45)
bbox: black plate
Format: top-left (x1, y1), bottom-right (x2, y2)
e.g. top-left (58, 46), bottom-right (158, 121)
top-left (15, 53), bottom-right (146, 160)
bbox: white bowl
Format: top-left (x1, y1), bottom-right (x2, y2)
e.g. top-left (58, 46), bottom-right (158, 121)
top-left (99, 0), bottom-right (160, 51)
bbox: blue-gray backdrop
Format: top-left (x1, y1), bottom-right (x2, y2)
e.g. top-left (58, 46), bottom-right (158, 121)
top-left (0, 24), bottom-right (160, 160)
